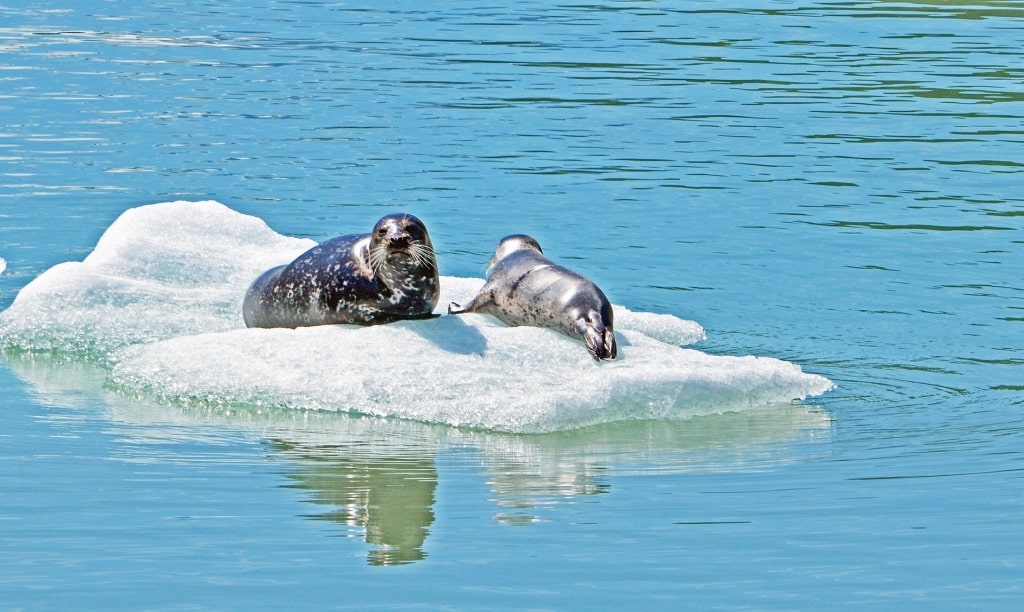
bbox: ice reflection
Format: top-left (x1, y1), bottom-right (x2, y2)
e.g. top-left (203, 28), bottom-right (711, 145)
top-left (2, 351), bottom-right (831, 565)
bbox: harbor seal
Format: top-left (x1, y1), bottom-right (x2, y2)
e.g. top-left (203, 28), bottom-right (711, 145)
top-left (448, 234), bottom-right (617, 361)
top-left (243, 213), bottom-right (439, 328)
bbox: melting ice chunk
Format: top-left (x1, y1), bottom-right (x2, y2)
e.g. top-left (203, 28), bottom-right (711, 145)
top-left (0, 200), bottom-right (833, 432)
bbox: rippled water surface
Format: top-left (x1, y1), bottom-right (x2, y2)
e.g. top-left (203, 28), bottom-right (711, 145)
top-left (2, 1), bottom-right (1022, 608)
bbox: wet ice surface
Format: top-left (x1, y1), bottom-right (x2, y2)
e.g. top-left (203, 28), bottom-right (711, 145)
top-left (0, 201), bottom-right (832, 432)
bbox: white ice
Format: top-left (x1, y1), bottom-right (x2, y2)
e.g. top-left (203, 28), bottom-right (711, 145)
top-left (0, 201), bottom-right (834, 432)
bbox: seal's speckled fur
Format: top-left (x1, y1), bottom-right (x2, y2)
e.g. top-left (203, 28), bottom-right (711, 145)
top-left (243, 214), bottom-right (439, 328)
top-left (449, 235), bottom-right (617, 361)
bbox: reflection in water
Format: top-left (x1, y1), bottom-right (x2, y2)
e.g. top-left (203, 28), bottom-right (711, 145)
top-left (472, 406), bottom-right (832, 524)
top-left (488, 463), bottom-right (610, 526)
top-left (2, 350), bottom-right (832, 564)
top-left (270, 440), bottom-right (437, 566)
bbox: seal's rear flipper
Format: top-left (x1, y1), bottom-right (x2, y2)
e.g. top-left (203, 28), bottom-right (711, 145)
top-left (448, 301), bottom-right (467, 315)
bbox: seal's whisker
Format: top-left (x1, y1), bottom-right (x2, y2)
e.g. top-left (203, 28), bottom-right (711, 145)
top-left (407, 242), bottom-right (436, 269)
top-left (368, 244), bottom-right (389, 273)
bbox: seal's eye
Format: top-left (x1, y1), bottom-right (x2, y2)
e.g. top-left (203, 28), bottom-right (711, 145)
top-left (376, 227), bottom-right (388, 238)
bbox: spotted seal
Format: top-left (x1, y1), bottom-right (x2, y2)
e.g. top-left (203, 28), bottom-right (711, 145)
top-left (243, 213), bottom-right (439, 328)
top-left (448, 234), bottom-right (617, 361)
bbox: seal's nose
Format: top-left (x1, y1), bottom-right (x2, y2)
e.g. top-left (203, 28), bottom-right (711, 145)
top-left (387, 231), bottom-right (412, 247)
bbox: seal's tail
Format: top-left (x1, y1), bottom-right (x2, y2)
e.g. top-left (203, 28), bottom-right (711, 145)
top-left (579, 315), bottom-right (617, 361)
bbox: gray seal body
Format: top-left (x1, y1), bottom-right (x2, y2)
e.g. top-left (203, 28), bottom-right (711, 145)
top-left (449, 235), bottom-right (617, 361)
top-left (243, 213), bottom-right (439, 328)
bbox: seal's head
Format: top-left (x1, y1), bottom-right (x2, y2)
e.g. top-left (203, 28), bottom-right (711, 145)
top-left (368, 213), bottom-right (437, 274)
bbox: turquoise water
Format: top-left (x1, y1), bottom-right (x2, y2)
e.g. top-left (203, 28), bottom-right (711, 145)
top-left (1, 1), bottom-right (1022, 608)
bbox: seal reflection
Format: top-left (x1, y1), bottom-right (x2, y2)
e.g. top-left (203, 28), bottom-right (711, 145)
top-left (271, 440), bottom-right (436, 566)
